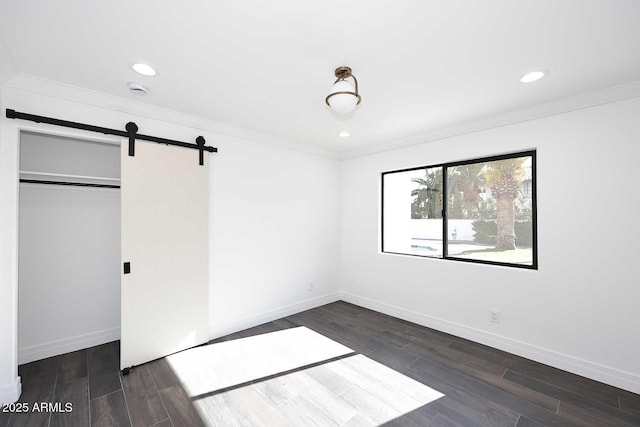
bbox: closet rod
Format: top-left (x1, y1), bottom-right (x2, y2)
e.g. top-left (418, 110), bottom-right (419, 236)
top-left (5, 109), bottom-right (218, 153)
top-left (21, 170), bottom-right (120, 183)
top-left (20, 179), bottom-right (120, 189)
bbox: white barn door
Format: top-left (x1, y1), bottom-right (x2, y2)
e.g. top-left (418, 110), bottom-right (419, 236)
top-left (120, 139), bottom-right (209, 370)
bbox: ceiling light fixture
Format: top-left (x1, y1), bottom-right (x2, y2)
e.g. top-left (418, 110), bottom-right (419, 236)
top-left (338, 131), bottom-right (350, 138)
top-left (132, 63), bottom-right (157, 76)
top-left (325, 66), bottom-right (361, 114)
top-left (520, 70), bottom-right (547, 83)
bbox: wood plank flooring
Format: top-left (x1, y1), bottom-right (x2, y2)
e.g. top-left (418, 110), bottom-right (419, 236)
top-left (4, 301), bottom-right (640, 426)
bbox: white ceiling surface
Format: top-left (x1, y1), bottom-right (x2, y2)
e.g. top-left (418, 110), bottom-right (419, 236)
top-left (1, 1), bottom-right (639, 154)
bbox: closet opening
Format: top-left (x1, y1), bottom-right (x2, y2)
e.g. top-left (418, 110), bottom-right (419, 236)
top-left (17, 130), bottom-right (121, 365)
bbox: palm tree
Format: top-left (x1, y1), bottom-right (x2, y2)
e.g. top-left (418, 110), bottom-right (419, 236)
top-left (447, 163), bottom-right (486, 218)
top-left (411, 169), bottom-right (443, 219)
top-left (483, 158), bottom-right (526, 250)
top-left (411, 159), bottom-right (526, 250)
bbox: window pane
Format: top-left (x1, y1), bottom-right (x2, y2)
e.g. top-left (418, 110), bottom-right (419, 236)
top-left (383, 167), bottom-right (443, 256)
top-left (446, 155), bottom-right (534, 266)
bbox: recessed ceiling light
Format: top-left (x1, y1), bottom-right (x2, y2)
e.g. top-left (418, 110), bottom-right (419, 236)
top-left (132, 63), bottom-right (156, 76)
top-left (520, 70), bottom-right (547, 83)
top-left (339, 131), bottom-right (350, 138)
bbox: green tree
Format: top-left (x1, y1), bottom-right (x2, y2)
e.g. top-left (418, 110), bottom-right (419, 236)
top-left (447, 163), bottom-right (486, 219)
top-left (411, 169), bottom-right (442, 219)
top-left (483, 158), bottom-right (526, 250)
top-left (411, 159), bottom-right (527, 251)
top-left (514, 193), bottom-right (532, 221)
top-left (476, 197), bottom-right (496, 219)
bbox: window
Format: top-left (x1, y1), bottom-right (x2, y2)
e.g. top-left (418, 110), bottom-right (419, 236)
top-left (382, 151), bottom-right (537, 269)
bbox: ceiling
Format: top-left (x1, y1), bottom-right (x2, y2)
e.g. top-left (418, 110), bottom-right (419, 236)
top-left (1, 0), bottom-right (639, 154)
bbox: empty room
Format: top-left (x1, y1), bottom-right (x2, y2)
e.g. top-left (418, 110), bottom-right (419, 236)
top-left (1, 1), bottom-right (639, 426)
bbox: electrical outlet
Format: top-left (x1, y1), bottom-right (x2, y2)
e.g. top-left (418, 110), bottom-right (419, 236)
top-left (490, 309), bottom-right (501, 323)
top-left (308, 282), bottom-right (314, 292)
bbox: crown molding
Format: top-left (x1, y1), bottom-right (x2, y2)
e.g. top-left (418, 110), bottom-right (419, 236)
top-left (3, 74), bottom-right (338, 160)
top-left (6, 74), bottom-right (640, 163)
top-left (337, 80), bottom-right (640, 160)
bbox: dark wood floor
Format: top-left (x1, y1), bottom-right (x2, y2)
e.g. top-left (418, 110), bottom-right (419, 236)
top-left (3, 301), bottom-right (640, 426)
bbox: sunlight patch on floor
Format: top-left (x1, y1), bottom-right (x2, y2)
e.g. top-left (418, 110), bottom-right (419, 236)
top-left (167, 327), bottom-right (444, 426)
top-left (166, 326), bottom-right (354, 397)
top-left (193, 354), bottom-right (443, 426)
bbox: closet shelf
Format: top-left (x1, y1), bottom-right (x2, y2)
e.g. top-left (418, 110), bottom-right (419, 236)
top-left (19, 170), bottom-right (120, 186)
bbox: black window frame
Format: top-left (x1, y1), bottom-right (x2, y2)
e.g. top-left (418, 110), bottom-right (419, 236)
top-left (381, 150), bottom-right (537, 270)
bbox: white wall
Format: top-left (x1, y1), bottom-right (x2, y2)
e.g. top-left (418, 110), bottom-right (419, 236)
top-left (382, 170), bottom-right (417, 254)
top-left (20, 131), bottom-right (120, 178)
top-left (0, 77), bottom-right (341, 404)
top-left (209, 135), bottom-right (341, 337)
top-left (18, 132), bottom-right (121, 364)
top-left (413, 220), bottom-right (475, 242)
top-left (340, 96), bottom-right (640, 393)
top-left (18, 184), bottom-right (121, 363)
top-left (0, 36), bottom-right (15, 85)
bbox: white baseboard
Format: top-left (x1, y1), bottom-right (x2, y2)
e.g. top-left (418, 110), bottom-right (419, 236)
top-left (0, 378), bottom-right (22, 405)
top-left (340, 292), bottom-right (640, 395)
top-left (18, 327), bottom-right (120, 365)
top-left (209, 292), bottom-right (341, 339)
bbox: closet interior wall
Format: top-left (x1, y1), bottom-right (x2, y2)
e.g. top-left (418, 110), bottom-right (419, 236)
top-left (18, 131), bottom-right (121, 364)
